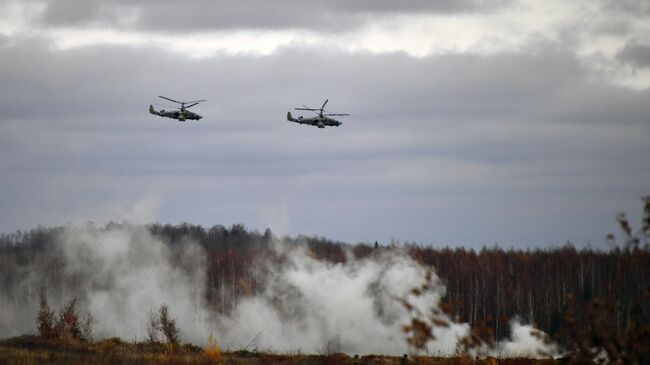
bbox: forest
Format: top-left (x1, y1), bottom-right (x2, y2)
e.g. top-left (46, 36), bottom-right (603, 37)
top-left (1, 220), bottom-right (648, 352)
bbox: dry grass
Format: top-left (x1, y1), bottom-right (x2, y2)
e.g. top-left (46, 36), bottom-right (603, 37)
top-left (0, 336), bottom-right (561, 365)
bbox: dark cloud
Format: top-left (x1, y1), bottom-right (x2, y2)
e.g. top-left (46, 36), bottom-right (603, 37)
top-left (33, 0), bottom-right (512, 32)
top-left (0, 37), bottom-right (648, 247)
top-left (591, 19), bottom-right (631, 37)
top-left (2, 40), bottom-right (647, 126)
top-left (617, 40), bottom-right (650, 68)
top-left (602, 0), bottom-right (650, 16)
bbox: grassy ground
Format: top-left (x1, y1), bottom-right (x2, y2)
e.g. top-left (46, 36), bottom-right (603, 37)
top-left (0, 336), bottom-right (558, 365)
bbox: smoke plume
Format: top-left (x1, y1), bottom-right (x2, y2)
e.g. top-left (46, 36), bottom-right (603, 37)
top-left (0, 223), bottom-right (558, 357)
top-left (0, 224), bottom-right (211, 343)
top-left (216, 245), bottom-right (468, 354)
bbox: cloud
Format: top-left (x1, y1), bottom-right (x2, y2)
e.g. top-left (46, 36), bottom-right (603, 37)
top-left (617, 40), bottom-right (650, 68)
top-left (601, 0), bottom-right (650, 16)
top-left (30, 0), bottom-right (512, 32)
top-left (0, 35), bottom-right (648, 246)
top-left (2, 38), bottom-right (647, 125)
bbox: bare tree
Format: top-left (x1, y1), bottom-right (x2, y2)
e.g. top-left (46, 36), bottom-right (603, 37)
top-left (147, 308), bottom-right (161, 344)
top-left (159, 304), bottom-right (179, 346)
top-left (80, 312), bottom-right (94, 342)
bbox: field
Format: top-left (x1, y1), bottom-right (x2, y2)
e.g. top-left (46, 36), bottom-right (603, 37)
top-left (0, 336), bottom-right (557, 365)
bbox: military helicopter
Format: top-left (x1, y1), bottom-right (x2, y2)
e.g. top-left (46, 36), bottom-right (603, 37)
top-left (287, 99), bottom-right (349, 128)
top-left (149, 96), bottom-right (205, 122)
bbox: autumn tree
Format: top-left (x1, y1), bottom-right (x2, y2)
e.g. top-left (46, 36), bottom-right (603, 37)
top-left (36, 290), bottom-right (55, 338)
top-left (54, 298), bottom-right (82, 339)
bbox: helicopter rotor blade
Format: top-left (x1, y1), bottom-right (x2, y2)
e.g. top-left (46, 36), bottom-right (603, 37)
top-left (295, 108), bottom-right (320, 116)
top-left (158, 95), bottom-right (181, 104)
top-left (186, 99), bottom-right (206, 104)
top-left (185, 103), bottom-right (199, 109)
top-left (321, 99), bottom-right (329, 111)
top-left (323, 113), bottom-right (349, 116)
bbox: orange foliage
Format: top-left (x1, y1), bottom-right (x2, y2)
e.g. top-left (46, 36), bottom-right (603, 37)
top-left (203, 334), bottom-right (221, 364)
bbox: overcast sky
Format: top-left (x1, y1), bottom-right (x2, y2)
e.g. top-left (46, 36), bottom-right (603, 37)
top-left (1, 0), bottom-right (649, 248)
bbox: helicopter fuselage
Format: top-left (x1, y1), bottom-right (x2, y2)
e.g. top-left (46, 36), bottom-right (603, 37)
top-left (287, 99), bottom-right (348, 128)
top-left (286, 112), bottom-right (342, 128)
top-left (150, 105), bottom-right (202, 122)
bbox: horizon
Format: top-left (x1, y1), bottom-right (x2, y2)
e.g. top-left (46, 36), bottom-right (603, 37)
top-left (1, 219), bottom-right (643, 251)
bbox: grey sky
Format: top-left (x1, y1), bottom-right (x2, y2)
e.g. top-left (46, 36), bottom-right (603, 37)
top-left (0, 0), bottom-right (649, 248)
top-left (33, 0), bottom-right (511, 31)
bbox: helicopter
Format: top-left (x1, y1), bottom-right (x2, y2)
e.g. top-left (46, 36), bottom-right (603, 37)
top-left (149, 96), bottom-right (205, 122)
top-left (287, 99), bottom-right (349, 128)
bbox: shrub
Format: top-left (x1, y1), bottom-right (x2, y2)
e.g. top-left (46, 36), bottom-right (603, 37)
top-left (80, 312), bottom-right (94, 341)
top-left (54, 298), bottom-right (82, 339)
top-left (36, 291), bottom-right (55, 338)
top-left (37, 294), bottom-right (94, 342)
top-left (158, 303), bottom-right (179, 346)
top-left (147, 308), bottom-right (160, 344)
top-left (203, 334), bottom-right (221, 363)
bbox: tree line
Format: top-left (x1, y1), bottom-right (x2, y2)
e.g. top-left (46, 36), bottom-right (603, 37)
top-left (1, 221), bottom-right (648, 347)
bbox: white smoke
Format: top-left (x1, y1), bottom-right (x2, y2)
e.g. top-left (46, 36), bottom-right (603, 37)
top-left (0, 223), bottom-right (213, 344)
top-left (496, 319), bottom-right (559, 358)
top-left (56, 225), bottom-right (212, 343)
top-left (216, 246), bottom-right (469, 354)
top-left (214, 244), bottom-right (558, 358)
top-left (0, 223), bottom-right (559, 358)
